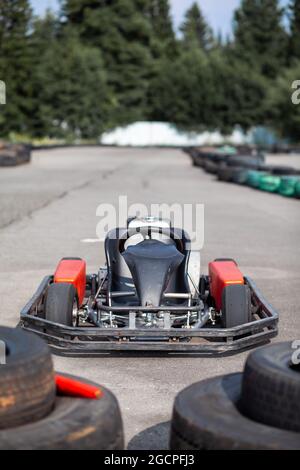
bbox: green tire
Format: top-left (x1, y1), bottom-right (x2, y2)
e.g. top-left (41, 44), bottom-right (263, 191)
top-left (294, 180), bottom-right (300, 198)
top-left (278, 176), bottom-right (300, 198)
top-left (259, 175), bottom-right (281, 193)
top-left (246, 171), bottom-right (268, 189)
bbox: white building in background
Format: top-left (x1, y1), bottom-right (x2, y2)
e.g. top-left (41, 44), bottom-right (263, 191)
top-left (100, 121), bottom-right (252, 147)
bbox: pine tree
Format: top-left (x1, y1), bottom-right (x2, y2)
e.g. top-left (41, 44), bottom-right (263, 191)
top-left (210, 51), bottom-right (268, 132)
top-left (148, 49), bottom-right (214, 129)
top-left (180, 2), bottom-right (214, 51)
top-left (32, 26), bottom-right (110, 139)
top-left (31, 11), bottom-right (60, 53)
top-left (0, 0), bottom-right (32, 135)
top-left (147, 0), bottom-right (177, 57)
top-left (62, 0), bottom-right (153, 125)
top-left (145, 0), bottom-right (178, 119)
top-left (233, 0), bottom-right (287, 78)
top-left (29, 13), bottom-right (63, 136)
top-left (267, 62), bottom-right (300, 140)
top-left (289, 0), bottom-right (300, 61)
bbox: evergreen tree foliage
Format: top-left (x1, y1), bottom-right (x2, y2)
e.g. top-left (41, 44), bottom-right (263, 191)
top-left (147, 0), bottom-right (177, 57)
top-left (233, 0), bottom-right (287, 78)
top-left (32, 26), bottom-right (110, 138)
top-left (149, 49), bottom-right (212, 128)
top-left (0, 0), bottom-right (32, 134)
top-left (289, 0), bottom-right (300, 61)
top-left (0, 0), bottom-right (299, 141)
top-left (267, 61), bottom-right (300, 140)
top-left (180, 2), bottom-right (214, 51)
top-left (62, 0), bottom-right (153, 125)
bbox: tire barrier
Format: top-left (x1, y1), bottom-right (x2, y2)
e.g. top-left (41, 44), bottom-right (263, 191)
top-left (0, 143), bottom-right (31, 167)
top-left (295, 180), bottom-right (300, 198)
top-left (231, 167), bottom-right (249, 185)
top-left (227, 155), bottom-right (264, 169)
top-left (170, 342), bottom-right (300, 450)
top-left (263, 165), bottom-right (300, 176)
top-left (246, 170), bottom-right (268, 189)
top-left (203, 160), bottom-right (219, 174)
top-left (217, 165), bottom-right (235, 182)
top-left (278, 176), bottom-right (300, 198)
top-left (186, 147), bottom-right (300, 199)
top-left (259, 174), bottom-right (282, 193)
top-left (0, 327), bottom-right (124, 450)
top-left (0, 327), bottom-right (55, 430)
top-left (240, 343), bottom-right (300, 433)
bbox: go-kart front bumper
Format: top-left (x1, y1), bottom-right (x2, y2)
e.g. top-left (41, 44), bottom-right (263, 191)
top-left (19, 276), bottom-right (278, 357)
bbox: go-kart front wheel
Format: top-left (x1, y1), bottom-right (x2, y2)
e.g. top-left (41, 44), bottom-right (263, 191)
top-left (221, 284), bottom-right (251, 328)
top-left (45, 283), bottom-right (78, 327)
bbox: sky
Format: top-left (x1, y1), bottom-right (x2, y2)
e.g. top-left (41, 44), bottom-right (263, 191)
top-left (30, 0), bottom-right (290, 38)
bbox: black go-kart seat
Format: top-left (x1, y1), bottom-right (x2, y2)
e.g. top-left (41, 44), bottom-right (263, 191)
top-left (105, 227), bottom-right (191, 306)
top-left (122, 239), bottom-right (184, 307)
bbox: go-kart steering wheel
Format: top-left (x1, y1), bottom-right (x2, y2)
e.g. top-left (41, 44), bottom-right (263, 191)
top-left (119, 226), bottom-right (184, 254)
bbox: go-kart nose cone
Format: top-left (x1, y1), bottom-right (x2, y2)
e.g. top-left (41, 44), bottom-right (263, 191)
top-left (122, 239), bottom-right (184, 307)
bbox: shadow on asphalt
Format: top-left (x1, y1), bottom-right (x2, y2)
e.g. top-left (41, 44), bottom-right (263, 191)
top-left (127, 421), bottom-right (170, 450)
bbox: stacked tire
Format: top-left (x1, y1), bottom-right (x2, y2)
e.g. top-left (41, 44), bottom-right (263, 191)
top-left (186, 146), bottom-right (300, 199)
top-left (0, 327), bottom-right (124, 450)
top-left (278, 176), bottom-right (300, 197)
top-left (217, 164), bottom-right (235, 182)
top-left (295, 180), bottom-right (300, 198)
top-left (217, 155), bottom-right (265, 184)
top-left (170, 342), bottom-right (300, 450)
top-left (203, 159), bottom-right (219, 174)
top-left (264, 165), bottom-right (300, 176)
top-left (230, 167), bottom-right (249, 185)
top-left (186, 147), bottom-right (229, 170)
top-left (259, 174), bottom-right (282, 193)
top-left (0, 143), bottom-right (31, 167)
top-left (227, 154), bottom-right (265, 170)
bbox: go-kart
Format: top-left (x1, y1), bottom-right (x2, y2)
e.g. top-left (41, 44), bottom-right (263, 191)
top-left (20, 217), bottom-right (278, 356)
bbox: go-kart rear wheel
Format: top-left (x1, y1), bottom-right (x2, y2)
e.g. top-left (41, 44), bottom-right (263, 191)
top-left (221, 284), bottom-right (251, 328)
top-left (45, 283), bottom-right (78, 326)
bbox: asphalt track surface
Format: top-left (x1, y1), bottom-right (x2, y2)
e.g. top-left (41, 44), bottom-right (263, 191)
top-left (0, 147), bottom-right (299, 449)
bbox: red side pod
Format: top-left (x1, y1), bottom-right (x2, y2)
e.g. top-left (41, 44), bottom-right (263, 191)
top-left (54, 258), bottom-right (86, 306)
top-left (209, 261), bottom-right (244, 311)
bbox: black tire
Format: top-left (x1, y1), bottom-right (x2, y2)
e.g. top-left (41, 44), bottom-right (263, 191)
top-left (0, 145), bottom-right (31, 166)
top-left (221, 284), bottom-right (251, 328)
top-left (231, 167), bottom-right (249, 184)
top-left (295, 180), bottom-right (300, 198)
top-left (0, 374), bottom-right (124, 450)
top-left (240, 342), bottom-right (300, 433)
top-left (214, 154), bottom-right (227, 164)
top-left (170, 373), bottom-right (300, 450)
top-left (204, 160), bottom-right (218, 174)
top-left (217, 165), bottom-right (234, 182)
top-left (195, 156), bottom-right (205, 167)
top-left (263, 165), bottom-right (299, 176)
top-left (192, 154), bottom-right (204, 167)
top-left (0, 327), bottom-right (55, 430)
top-left (0, 154), bottom-right (18, 167)
top-left (45, 283), bottom-right (78, 326)
top-left (227, 156), bottom-right (261, 169)
top-left (272, 166), bottom-right (298, 176)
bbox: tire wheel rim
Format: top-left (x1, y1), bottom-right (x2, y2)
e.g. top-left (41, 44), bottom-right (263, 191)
top-left (72, 300), bottom-right (78, 327)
